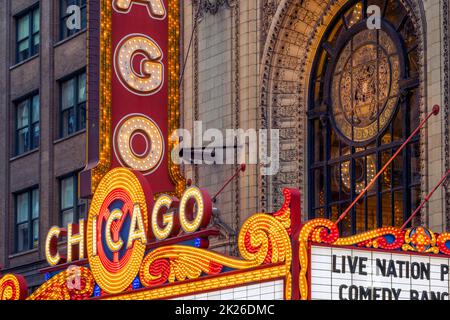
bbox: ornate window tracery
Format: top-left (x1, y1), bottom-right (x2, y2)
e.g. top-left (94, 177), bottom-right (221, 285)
top-left (308, 0), bottom-right (421, 235)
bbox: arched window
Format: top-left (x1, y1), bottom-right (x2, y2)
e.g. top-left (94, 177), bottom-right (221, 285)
top-left (308, 0), bottom-right (421, 235)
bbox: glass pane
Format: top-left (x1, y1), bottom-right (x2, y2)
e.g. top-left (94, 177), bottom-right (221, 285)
top-left (330, 205), bottom-right (339, 222)
top-left (410, 186), bottom-right (421, 226)
top-left (62, 0), bottom-right (77, 13)
top-left (33, 219), bottom-right (39, 247)
top-left (340, 159), bottom-right (351, 195)
top-left (61, 176), bottom-right (74, 210)
top-left (392, 149), bottom-right (404, 188)
top-left (17, 127), bottom-right (30, 154)
top-left (62, 79), bottom-right (75, 110)
top-left (409, 89), bottom-right (420, 130)
top-left (17, 223), bottom-right (29, 252)
top-left (62, 209), bottom-right (75, 227)
top-left (78, 73), bottom-right (86, 102)
top-left (33, 34), bottom-right (39, 52)
top-left (17, 193), bottom-right (29, 223)
top-left (18, 40), bottom-right (29, 56)
top-left (355, 198), bottom-right (365, 234)
top-left (17, 100), bottom-right (29, 128)
top-left (339, 203), bottom-right (352, 236)
top-left (330, 129), bottom-right (339, 160)
top-left (17, 14), bottom-right (30, 41)
top-left (344, 2), bottom-right (363, 28)
top-left (33, 8), bottom-right (40, 33)
top-left (32, 189), bottom-right (39, 219)
top-left (314, 168), bottom-right (325, 208)
top-left (314, 120), bottom-right (325, 162)
top-left (314, 208), bottom-right (326, 219)
top-left (367, 195), bottom-right (377, 230)
top-left (78, 199), bottom-right (87, 220)
top-left (81, 7), bottom-right (87, 29)
top-left (392, 109), bottom-right (403, 141)
top-left (353, 157), bottom-right (368, 194)
top-left (385, 0), bottom-right (406, 28)
top-left (331, 164), bottom-right (341, 203)
top-left (380, 150), bottom-right (391, 191)
top-left (410, 143), bottom-right (420, 185)
top-left (32, 95), bottom-right (39, 123)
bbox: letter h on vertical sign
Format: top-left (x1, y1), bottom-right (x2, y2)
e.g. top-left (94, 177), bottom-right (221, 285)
top-left (80, 0), bottom-right (186, 199)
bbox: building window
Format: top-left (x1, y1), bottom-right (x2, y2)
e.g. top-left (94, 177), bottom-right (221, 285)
top-left (60, 173), bottom-right (87, 227)
top-left (308, 0), bottom-right (421, 235)
top-left (15, 94), bottom-right (40, 156)
top-left (60, 0), bottom-right (87, 40)
top-left (15, 188), bottom-right (39, 253)
top-left (60, 71), bottom-right (86, 138)
top-left (16, 5), bottom-right (40, 63)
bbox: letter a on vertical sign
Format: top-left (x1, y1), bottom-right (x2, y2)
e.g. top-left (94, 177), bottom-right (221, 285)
top-left (80, 0), bottom-right (185, 199)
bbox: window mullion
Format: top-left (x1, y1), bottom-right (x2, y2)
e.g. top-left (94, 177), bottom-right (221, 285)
top-left (29, 10), bottom-right (33, 57)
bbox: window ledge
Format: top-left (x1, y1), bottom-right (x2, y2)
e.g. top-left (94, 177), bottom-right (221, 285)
top-left (53, 129), bottom-right (86, 145)
top-left (54, 29), bottom-right (87, 48)
top-left (9, 148), bottom-right (39, 162)
top-left (9, 248), bottom-right (38, 259)
top-left (10, 54), bottom-right (39, 71)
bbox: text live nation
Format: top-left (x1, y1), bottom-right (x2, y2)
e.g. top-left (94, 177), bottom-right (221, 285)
top-left (332, 255), bottom-right (450, 300)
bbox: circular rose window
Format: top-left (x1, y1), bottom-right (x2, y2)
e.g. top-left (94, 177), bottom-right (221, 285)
top-left (331, 28), bottom-right (401, 143)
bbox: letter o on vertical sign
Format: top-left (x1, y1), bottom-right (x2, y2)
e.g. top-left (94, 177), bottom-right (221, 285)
top-left (113, 114), bottom-right (164, 175)
top-left (114, 34), bottom-right (164, 96)
top-left (179, 187), bottom-right (212, 233)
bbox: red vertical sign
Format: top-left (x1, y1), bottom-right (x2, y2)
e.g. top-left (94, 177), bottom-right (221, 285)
top-left (81, 0), bottom-right (185, 198)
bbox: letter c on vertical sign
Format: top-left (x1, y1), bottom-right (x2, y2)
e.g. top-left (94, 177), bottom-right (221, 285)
top-left (114, 34), bottom-right (164, 96)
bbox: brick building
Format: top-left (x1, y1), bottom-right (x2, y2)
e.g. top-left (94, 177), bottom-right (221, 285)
top-left (0, 0), bottom-right (87, 291)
